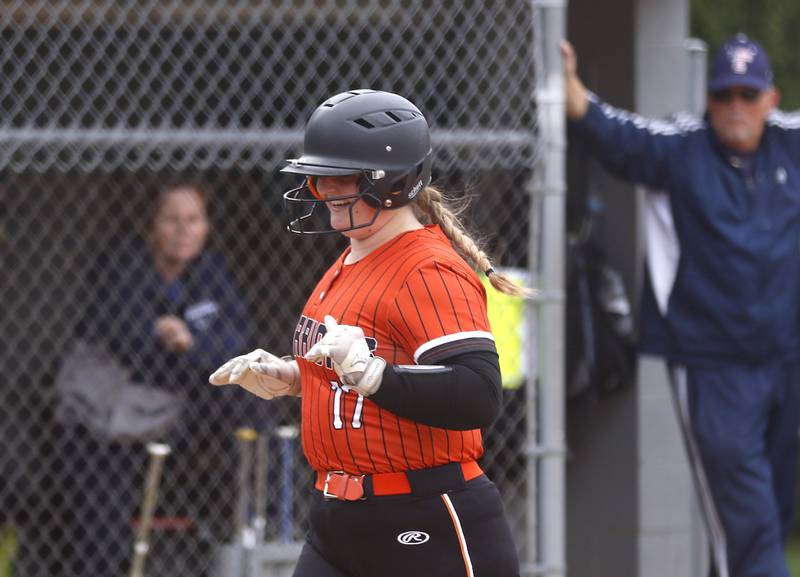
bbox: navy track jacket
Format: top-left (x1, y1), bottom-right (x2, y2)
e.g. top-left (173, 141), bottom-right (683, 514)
top-left (570, 94), bottom-right (800, 366)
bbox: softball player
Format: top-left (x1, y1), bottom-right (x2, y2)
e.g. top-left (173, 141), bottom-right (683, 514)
top-left (210, 89), bottom-right (524, 577)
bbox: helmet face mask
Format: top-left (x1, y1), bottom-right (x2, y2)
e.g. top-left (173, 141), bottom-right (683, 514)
top-left (281, 89), bottom-right (432, 235)
top-left (283, 174), bottom-right (387, 235)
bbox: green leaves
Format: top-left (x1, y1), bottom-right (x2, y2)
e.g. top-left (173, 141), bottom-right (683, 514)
top-left (691, 0), bottom-right (800, 109)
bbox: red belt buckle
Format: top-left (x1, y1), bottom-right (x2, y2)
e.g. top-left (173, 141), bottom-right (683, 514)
top-left (323, 471), bottom-right (366, 501)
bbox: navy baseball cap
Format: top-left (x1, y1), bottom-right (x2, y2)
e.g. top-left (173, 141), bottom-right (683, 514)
top-left (708, 34), bottom-right (773, 92)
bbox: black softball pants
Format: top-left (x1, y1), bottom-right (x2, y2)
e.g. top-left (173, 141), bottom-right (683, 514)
top-left (293, 474), bottom-right (520, 577)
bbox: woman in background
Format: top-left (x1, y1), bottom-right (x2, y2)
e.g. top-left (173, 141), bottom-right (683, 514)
top-left (45, 182), bottom-right (256, 577)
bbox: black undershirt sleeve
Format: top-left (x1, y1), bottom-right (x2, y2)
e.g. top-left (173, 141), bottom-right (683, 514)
top-left (368, 349), bottom-right (503, 430)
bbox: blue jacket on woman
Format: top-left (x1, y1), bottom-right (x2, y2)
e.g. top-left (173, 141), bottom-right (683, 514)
top-left (80, 238), bottom-right (252, 390)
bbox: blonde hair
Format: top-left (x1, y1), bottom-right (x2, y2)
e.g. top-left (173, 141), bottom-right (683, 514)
top-left (414, 185), bottom-right (533, 298)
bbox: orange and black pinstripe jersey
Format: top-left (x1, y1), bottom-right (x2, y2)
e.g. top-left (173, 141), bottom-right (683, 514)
top-left (292, 224), bottom-right (497, 475)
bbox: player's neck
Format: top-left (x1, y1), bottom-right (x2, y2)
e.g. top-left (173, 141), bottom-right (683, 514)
top-left (345, 208), bottom-right (423, 264)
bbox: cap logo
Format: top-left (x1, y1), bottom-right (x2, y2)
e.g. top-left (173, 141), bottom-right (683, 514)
top-left (728, 46), bottom-right (756, 74)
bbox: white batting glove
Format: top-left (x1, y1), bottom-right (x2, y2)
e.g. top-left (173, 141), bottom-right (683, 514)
top-left (304, 315), bottom-right (385, 396)
top-left (209, 349), bottom-right (301, 400)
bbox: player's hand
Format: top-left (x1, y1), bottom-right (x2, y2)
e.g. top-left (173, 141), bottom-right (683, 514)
top-left (560, 40), bottom-right (589, 120)
top-left (209, 349), bottom-right (301, 399)
top-left (154, 315), bottom-right (194, 352)
top-left (304, 315), bottom-right (385, 396)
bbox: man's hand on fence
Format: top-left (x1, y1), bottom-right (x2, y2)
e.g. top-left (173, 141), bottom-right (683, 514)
top-left (561, 40), bottom-right (589, 120)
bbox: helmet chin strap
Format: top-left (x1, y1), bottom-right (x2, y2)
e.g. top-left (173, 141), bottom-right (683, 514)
top-left (339, 195), bottom-right (384, 233)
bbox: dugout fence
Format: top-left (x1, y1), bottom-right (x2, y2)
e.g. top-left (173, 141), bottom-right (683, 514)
top-left (0, 2), bottom-right (565, 576)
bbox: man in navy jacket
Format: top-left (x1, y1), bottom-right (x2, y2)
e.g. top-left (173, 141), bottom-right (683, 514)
top-left (563, 34), bottom-right (800, 577)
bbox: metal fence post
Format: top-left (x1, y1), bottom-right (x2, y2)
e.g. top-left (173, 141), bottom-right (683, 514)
top-left (528, 1), bottom-right (567, 576)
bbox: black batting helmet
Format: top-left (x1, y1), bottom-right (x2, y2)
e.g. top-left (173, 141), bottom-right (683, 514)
top-left (281, 89), bottom-right (433, 234)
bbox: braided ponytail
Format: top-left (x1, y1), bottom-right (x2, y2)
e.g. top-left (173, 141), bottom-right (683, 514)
top-left (414, 186), bottom-right (533, 298)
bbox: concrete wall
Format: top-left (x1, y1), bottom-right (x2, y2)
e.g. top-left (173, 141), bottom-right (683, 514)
top-left (565, 4), bottom-right (638, 576)
top-left (634, 3), bottom-right (708, 575)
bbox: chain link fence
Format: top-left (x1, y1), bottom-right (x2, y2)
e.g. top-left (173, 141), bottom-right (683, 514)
top-left (1, 1), bottom-right (539, 575)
